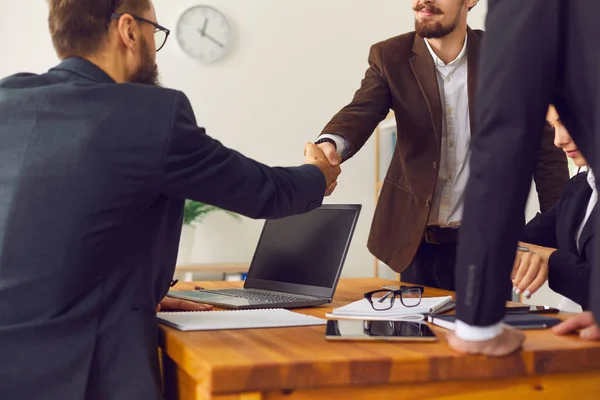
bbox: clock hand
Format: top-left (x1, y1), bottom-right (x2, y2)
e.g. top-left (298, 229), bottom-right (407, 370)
top-left (203, 32), bottom-right (224, 48)
top-left (201, 18), bottom-right (208, 35)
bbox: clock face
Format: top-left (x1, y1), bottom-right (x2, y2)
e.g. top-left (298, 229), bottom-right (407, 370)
top-left (176, 5), bottom-right (232, 64)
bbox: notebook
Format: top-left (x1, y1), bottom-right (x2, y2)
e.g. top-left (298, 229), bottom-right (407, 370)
top-left (427, 313), bottom-right (562, 330)
top-left (325, 296), bottom-right (453, 321)
top-left (157, 308), bottom-right (326, 331)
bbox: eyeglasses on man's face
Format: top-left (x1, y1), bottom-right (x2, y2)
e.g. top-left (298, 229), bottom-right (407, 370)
top-left (364, 286), bottom-right (424, 311)
top-left (111, 13), bottom-right (170, 52)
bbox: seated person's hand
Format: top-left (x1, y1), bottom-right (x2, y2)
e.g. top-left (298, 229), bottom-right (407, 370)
top-left (511, 242), bottom-right (556, 299)
top-left (304, 143), bottom-right (342, 196)
top-left (553, 311), bottom-right (600, 340)
top-left (156, 297), bottom-right (213, 312)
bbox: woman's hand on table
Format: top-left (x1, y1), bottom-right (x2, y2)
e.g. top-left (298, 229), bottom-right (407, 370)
top-left (511, 242), bottom-right (556, 299)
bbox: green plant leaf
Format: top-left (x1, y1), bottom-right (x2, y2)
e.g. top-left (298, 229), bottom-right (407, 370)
top-left (183, 200), bottom-right (240, 225)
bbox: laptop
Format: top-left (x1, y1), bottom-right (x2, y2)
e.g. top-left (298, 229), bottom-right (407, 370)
top-left (167, 204), bottom-right (361, 309)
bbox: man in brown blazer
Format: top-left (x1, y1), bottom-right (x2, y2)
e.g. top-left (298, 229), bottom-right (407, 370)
top-left (314, 0), bottom-right (569, 290)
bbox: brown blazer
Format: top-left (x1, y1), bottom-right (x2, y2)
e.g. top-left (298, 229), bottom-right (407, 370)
top-left (321, 28), bottom-right (569, 273)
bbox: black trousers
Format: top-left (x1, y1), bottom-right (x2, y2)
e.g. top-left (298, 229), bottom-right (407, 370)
top-left (400, 239), bottom-right (515, 301)
top-left (400, 240), bottom-right (457, 291)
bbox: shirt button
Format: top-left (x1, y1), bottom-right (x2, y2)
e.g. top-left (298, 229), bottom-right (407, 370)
top-left (449, 141), bottom-right (455, 147)
top-left (446, 76), bottom-right (452, 83)
top-left (447, 107), bottom-right (453, 115)
top-left (425, 200), bottom-right (431, 208)
top-left (433, 162), bottom-right (438, 169)
top-left (448, 173), bottom-right (453, 180)
top-left (441, 205), bottom-right (448, 211)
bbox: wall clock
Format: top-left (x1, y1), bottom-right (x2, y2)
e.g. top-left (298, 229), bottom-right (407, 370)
top-left (176, 5), bottom-right (232, 64)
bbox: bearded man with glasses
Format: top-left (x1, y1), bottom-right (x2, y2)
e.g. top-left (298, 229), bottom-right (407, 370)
top-left (0, 1), bottom-right (341, 399)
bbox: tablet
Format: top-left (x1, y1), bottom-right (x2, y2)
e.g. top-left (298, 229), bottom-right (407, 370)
top-left (428, 313), bottom-right (562, 330)
top-left (325, 319), bottom-right (438, 342)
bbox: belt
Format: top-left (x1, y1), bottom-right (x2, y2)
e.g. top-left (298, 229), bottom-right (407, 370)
top-left (424, 226), bottom-right (459, 244)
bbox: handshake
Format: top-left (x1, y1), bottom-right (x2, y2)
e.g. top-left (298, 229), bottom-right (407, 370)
top-left (304, 141), bottom-right (342, 196)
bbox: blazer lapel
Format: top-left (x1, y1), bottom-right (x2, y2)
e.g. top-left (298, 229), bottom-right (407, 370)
top-left (409, 35), bottom-right (442, 150)
top-left (578, 207), bottom-right (595, 254)
top-left (557, 176), bottom-right (592, 253)
top-left (466, 27), bottom-right (480, 137)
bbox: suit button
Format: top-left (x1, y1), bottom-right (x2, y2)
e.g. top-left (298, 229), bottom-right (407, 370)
top-left (433, 162), bottom-right (438, 169)
top-left (425, 200), bottom-right (431, 208)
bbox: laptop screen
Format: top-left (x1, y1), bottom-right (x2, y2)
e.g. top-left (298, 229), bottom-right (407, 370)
top-left (245, 205), bottom-right (361, 298)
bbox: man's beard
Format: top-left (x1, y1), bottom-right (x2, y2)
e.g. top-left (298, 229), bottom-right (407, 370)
top-left (413, 2), bottom-right (462, 39)
top-left (130, 37), bottom-right (161, 86)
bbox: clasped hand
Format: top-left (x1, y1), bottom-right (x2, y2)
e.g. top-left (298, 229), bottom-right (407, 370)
top-left (304, 142), bottom-right (342, 196)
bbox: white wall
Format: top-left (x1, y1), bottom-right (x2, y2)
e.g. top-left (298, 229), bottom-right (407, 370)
top-left (0, 1), bottom-right (520, 280)
top-left (156, 0), bottom-right (489, 278)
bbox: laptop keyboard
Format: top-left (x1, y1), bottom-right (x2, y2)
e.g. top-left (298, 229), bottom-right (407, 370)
top-left (209, 289), bottom-right (313, 304)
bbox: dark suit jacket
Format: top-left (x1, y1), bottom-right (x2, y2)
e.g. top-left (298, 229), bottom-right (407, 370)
top-left (455, 0), bottom-right (600, 326)
top-left (321, 28), bottom-right (569, 273)
top-left (0, 58), bottom-right (326, 400)
top-left (521, 172), bottom-right (594, 309)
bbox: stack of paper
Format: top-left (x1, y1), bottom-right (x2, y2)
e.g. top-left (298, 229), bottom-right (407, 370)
top-left (326, 296), bottom-right (453, 321)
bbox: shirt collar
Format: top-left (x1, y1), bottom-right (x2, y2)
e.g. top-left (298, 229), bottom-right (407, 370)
top-left (50, 57), bottom-right (116, 84)
top-left (424, 35), bottom-right (468, 67)
top-left (587, 169), bottom-right (595, 191)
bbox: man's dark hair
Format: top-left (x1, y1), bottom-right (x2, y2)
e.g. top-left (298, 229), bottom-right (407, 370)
top-left (48, 0), bottom-right (151, 59)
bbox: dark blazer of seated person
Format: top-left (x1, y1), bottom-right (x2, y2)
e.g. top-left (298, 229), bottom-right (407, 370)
top-left (520, 171), bottom-right (595, 309)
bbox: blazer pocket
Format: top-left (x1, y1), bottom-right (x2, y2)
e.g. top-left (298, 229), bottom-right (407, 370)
top-left (384, 176), bottom-right (410, 192)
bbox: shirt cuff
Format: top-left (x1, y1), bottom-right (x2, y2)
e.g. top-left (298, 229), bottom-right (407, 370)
top-left (317, 134), bottom-right (350, 159)
top-left (455, 320), bottom-right (504, 342)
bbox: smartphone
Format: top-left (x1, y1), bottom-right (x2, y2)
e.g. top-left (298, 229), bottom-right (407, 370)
top-left (325, 319), bottom-right (438, 342)
top-left (506, 305), bottom-right (560, 314)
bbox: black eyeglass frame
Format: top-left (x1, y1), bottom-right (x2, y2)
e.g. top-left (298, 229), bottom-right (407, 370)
top-left (364, 285), bottom-right (425, 311)
top-left (111, 12), bottom-right (170, 52)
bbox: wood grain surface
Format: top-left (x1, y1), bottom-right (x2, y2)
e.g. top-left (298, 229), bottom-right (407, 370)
top-left (160, 278), bottom-right (600, 399)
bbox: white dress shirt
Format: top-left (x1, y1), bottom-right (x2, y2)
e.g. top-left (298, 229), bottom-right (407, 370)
top-left (575, 169), bottom-right (596, 250)
top-left (423, 37), bottom-right (471, 227)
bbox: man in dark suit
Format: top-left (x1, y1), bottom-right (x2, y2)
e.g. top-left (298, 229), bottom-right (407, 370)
top-left (0, 1), bottom-right (340, 399)
top-left (449, 0), bottom-right (600, 356)
top-left (314, 0), bottom-right (568, 290)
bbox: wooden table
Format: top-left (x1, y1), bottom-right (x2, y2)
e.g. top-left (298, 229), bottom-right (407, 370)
top-left (160, 278), bottom-right (600, 399)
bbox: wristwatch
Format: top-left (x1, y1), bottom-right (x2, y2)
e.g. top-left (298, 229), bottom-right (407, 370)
top-left (314, 137), bottom-right (337, 150)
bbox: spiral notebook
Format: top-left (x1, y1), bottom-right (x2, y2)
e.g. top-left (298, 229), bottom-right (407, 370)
top-left (325, 296), bottom-right (453, 321)
top-left (157, 308), bottom-right (326, 332)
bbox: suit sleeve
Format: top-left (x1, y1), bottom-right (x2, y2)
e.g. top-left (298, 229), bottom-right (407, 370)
top-left (548, 250), bottom-right (591, 309)
top-left (455, 0), bottom-right (562, 326)
top-left (320, 44), bottom-right (392, 159)
top-left (533, 123), bottom-right (569, 212)
top-left (161, 92), bottom-right (326, 219)
top-left (520, 204), bottom-right (559, 248)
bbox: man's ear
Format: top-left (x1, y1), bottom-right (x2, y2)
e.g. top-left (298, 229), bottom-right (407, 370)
top-left (115, 14), bottom-right (138, 51)
top-left (467, 0), bottom-right (479, 11)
